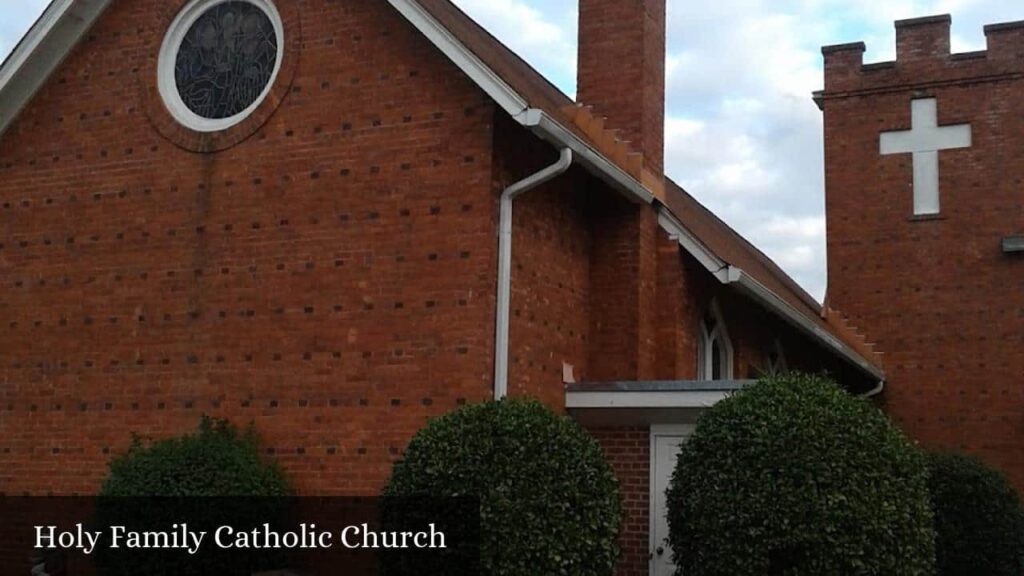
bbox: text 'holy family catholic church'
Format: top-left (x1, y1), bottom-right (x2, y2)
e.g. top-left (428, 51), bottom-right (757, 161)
top-left (0, 1), bottom-right (1022, 575)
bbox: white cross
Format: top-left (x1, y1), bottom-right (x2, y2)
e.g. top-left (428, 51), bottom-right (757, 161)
top-left (879, 98), bottom-right (971, 215)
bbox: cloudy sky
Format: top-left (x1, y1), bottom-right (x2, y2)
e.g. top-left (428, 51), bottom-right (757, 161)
top-left (2, 1), bottom-right (1021, 299)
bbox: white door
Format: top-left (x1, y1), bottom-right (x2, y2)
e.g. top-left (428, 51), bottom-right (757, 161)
top-left (650, 425), bottom-right (694, 576)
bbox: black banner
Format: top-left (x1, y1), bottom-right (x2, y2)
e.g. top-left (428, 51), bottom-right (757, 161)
top-left (0, 497), bottom-right (479, 575)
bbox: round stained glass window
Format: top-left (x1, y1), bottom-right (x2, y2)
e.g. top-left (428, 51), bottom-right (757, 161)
top-left (158, 0), bottom-right (284, 132)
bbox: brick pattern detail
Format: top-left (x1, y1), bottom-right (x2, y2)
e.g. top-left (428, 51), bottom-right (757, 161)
top-left (896, 16), bottom-right (952, 64)
top-left (0, 0), bottom-right (497, 496)
top-left (588, 199), bottom-right (648, 381)
top-left (590, 426), bottom-right (651, 576)
top-left (821, 19), bottom-right (1024, 489)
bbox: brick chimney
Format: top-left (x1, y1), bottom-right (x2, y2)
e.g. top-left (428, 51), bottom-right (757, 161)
top-left (577, 0), bottom-right (666, 175)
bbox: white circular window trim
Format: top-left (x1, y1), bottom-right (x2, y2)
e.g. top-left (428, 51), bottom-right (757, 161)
top-left (157, 0), bottom-right (285, 133)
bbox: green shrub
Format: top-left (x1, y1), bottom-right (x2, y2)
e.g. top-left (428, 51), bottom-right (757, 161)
top-left (666, 373), bottom-right (934, 576)
top-left (928, 452), bottom-right (1024, 576)
top-left (100, 415), bottom-right (288, 496)
top-left (383, 399), bottom-right (622, 575)
top-left (96, 417), bottom-right (289, 575)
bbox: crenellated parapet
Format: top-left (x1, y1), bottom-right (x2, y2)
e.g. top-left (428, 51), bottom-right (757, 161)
top-left (815, 15), bottom-right (1024, 107)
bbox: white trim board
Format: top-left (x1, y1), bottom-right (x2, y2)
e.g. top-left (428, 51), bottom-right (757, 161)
top-left (0, 0), bottom-right (114, 138)
top-left (566, 390), bottom-right (731, 410)
top-left (384, 0), bottom-right (527, 117)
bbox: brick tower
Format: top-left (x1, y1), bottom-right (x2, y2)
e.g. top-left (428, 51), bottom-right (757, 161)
top-left (817, 16), bottom-right (1024, 487)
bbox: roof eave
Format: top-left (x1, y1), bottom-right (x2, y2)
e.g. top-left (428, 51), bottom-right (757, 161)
top-left (386, 0), bottom-right (528, 117)
top-left (657, 206), bottom-right (884, 383)
top-left (387, 0), bottom-right (654, 206)
top-left (732, 271), bottom-right (885, 382)
top-left (0, 0), bottom-right (114, 138)
top-left (520, 109), bottom-right (654, 204)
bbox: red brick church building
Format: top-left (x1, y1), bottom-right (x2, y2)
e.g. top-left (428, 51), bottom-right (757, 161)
top-left (0, 1), bottom-right (1019, 575)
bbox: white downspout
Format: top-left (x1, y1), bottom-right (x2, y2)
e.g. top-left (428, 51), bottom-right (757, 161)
top-left (494, 148), bottom-right (574, 399)
top-left (860, 380), bottom-right (886, 398)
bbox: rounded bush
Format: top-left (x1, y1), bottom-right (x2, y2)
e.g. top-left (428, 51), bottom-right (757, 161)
top-left (96, 417), bottom-right (289, 575)
top-left (383, 399), bottom-right (622, 575)
top-left (100, 416), bottom-right (288, 496)
top-left (928, 452), bottom-right (1024, 576)
top-left (666, 373), bottom-right (935, 576)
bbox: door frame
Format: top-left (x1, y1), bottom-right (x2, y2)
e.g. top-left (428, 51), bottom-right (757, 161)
top-left (649, 424), bottom-right (695, 576)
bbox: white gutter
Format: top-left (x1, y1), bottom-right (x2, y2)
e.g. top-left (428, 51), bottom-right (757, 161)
top-left (658, 207), bottom-right (886, 386)
top-left (859, 380), bottom-right (885, 398)
top-left (516, 109), bottom-right (654, 205)
top-left (494, 148), bottom-right (574, 399)
top-left (657, 209), bottom-right (732, 282)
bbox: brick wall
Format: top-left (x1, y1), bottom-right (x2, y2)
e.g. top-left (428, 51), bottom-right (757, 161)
top-left (821, 17), bottom-right (1024, 488)
top-left (0, 0), bottom-right (498, 496)
top-left (587, 198), bottom-right (658, 382)
top-left (590, 426), bottom-right (651, 576)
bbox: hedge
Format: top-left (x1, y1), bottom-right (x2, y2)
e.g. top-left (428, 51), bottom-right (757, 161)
top-left (666, 373), bottom-right (935, 575)
top-left (96, 417), bottom-right (289, 575)
top-left (100, 416), bottom-right (288, 497)
top-left (928, 451), bottom-right (1024, 576)
top-left (383, 399), bottom-right (622, 575)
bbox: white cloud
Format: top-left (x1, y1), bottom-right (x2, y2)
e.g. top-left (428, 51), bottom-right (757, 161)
top-left (660, 0), bottom-right (833, 298)
top-left (451, 0), bottom-right (578, 92)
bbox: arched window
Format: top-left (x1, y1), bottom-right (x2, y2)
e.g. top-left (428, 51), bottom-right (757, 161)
top-left (766, 339), bottom-right (787, 375)
top-left (698, 303), bottom-right (734, 381)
